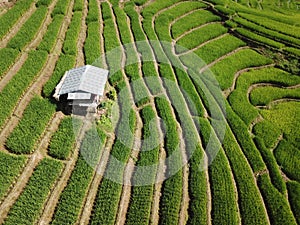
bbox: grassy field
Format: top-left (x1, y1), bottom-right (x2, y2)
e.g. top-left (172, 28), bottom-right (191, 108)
top-left (0, 0), bottom-right (299, 224)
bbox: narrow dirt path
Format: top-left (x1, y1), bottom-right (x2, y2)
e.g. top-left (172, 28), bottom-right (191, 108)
top-left (0, 1), bottom-right (36, 47)
top-left (0, 111), bottom-right (64, 224)
top-left (0, 0), bottom-right (74, 146)
top-left (75, 0), bottom-right (88, 67)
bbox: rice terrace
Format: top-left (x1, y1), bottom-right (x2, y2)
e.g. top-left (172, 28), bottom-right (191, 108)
top-left (0, 0), bottom-right (299, 224)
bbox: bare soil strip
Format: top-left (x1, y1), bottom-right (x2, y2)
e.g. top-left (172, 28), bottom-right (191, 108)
top-left (0, 111), bottom-right (64, 224)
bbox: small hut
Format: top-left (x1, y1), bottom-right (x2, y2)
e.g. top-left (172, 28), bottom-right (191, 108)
top-left (53, 65), bottom-right (108, 113)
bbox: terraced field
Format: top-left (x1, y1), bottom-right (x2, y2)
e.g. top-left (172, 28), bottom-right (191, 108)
top-left (0, 0), bottom-right (299, 224)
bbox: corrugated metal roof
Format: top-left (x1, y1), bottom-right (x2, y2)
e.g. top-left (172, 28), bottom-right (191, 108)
top-left (58, 65), bottom-right (108, 96)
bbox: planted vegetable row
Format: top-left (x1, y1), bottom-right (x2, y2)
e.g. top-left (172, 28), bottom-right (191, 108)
top-left (3, 158), bottom-right (63, 225)
top-left (6, 96), bottom-right (56, 154)
top-left (51, 128), bottom-right (106, 225)
top-left (0, 50), bottom-right (48, 128)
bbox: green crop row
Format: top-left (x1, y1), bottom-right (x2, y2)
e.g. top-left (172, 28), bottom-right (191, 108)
top-left (235, 28), bottom-right (285, 49)
top-left (63, 11), bottom-right (82, 55)
top-left (257, 174), bottom-right (297, 225)
top-left (0, 50), bottom-right (48, 128)
top-left (125, 106), bottom-right (160, 224)
top-left (253, 120), bottom-right (281, 149)
top-left (101, 2), bottom-right (123, 84)
top-left (84, 22), bottom-right (101, 65)
top-left (90, 84), bottom-right (136, 224)
top-left (51, 128), bottom-right (106, 225)
top-left (250, 86), bottom-right (300, 106)
top-left (37, 15), bottom-right (64, 53)
top-left (51, 0), bottom-right (71, 17)
top-left (43, 54), bottom-right (76, 97)
top-left (154, 97), bottom-right (182, 225)
top-left (114, 6), bottom-right (131, 44)
top-left (284, 47), bottom-right (300, 57)
top-left (176, 24), bottom-right (228, 54)
top-left (141, 0), bottom-right (182, 19)
top-left (36, 0), bottom-right (53, 7)
top-left (197, 118), bottom-right (239, 225)
top-left (214, 5), bottom-right (235, 16)
top-left (86, 0), bottom-right (99, 23)
top-left (73, 0), bottom-right (84, 11)
top-left (0, 152), bottom-right (26, 200)
top-left (6, 96), bottom-right (56, 154)
top-left (171, 9), bottom-right (220, 39)
top-left (210, 48), bottom-right (272, 90)
top-left (221, 125), bottom-right (269, 224)
top-left (233, 17), bottom-right (300, 47)
top-left (253, 137), bottom-right (286, 193)
top-left (7, 6), bottom-right (48, 51)
top-left (0, 0), bottom-right (34, 39)
top-left (226, 104), bottom-right (266, 172)
top-left (238, 13), bottom-right (300, 39)
top-left (274, 140), bottom-right (300, 182)
top-left (0, 48), bottom-right (20, 78)
top-left (191, 34), bottom-right (246, 64)
top-left (287, 181), bottom-right (300, 224)
top-left (48, 117), bottom-right (82, 160)
top-left (154, 1), bottom-right (208, 42)
top-left (228, 67), bottom-right (300, 125)
top-left (3, 158), bottom-right (63, 225)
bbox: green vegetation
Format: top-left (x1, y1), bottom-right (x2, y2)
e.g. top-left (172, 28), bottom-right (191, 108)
top-left (0, 152), bottom-right (26, 200)
top-left (7, 6), bottom-right (48, 51)
top-left (51, 128), bottom-right (106, 225)
top-left (36, 0), bottom-right (53, 7)
top-left (211, 49), bottom-right (272, 90)
top-left (287, 181), bottom-right (300, 224)
top-left (171, 8), bottom-right (219, 39)
top-left (233, 17), bottom-right (300, 46)
top-left (3, 158), bottom-right (63, 225)
top-left (254, 137), bottom-right (286, 193)
top-left (0, 0), bottom-right (34, 39)
top-left (250, 86), bottom-right (300, 106)
top-left (48, 117), bottom-right (82, 160)
top-left (43, 54), bottom-right (76, 97)
top-left (51, 0), bottom-right (71, 17)
top-left (0, 50), bottom-right (48, 127)
top-left (6, 96), bottom-right (56, 154)
top-left (176, 24), bottom-right (228, 53)
top-left (192, 34), bottom-right (246, 64)
top-left (274, 140), bottom-right (300, 182)
top-left (257, 174), bottom-right (297, 225)
top-left (126, 106), bottom-right (160, 224)
top-left (235, 28), bottom-right (285, 49)
top-left (63, 12), bottom-right (82, 55)
top-left (253, 121), bottom-right (281, 149)
top-left (38, 15), bottom-right (64, 53)
top-left (0, 48), bottom-right (20, 78)
top-left (238, 13), bottom-right (300, 39)
top-left (197, 118), bottom-right (239, 225)
top-left (86, 0), bottom-right (99, 23)
top-left (73, 0), bottom-right (84, 11)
